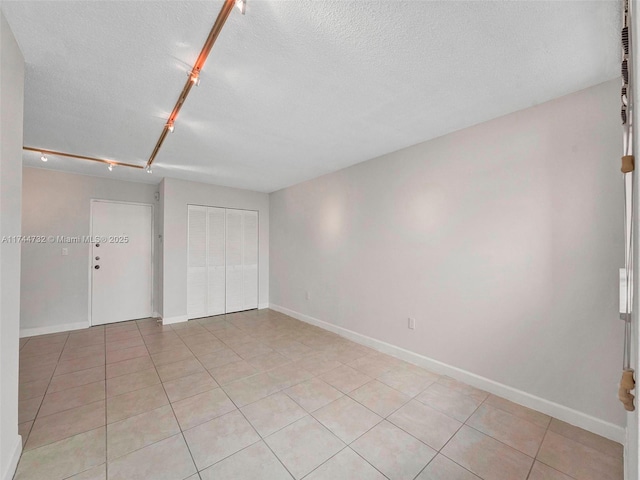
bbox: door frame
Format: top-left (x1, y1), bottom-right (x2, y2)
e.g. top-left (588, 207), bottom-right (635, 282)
top-left (88, 199), bottom-right (155, 326)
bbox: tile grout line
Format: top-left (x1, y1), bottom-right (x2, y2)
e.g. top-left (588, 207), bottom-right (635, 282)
top-left (139, 319), bottom-right (201, 478)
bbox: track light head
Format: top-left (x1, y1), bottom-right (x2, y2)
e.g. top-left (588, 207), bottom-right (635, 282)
top-left (167, 122), bottom-right (175, 133)
top-left (146, 166), bottom-right (152, 174)
top-left (108, 163), bottom-right (114, 172)
top-left (235, 0), bottom-right (246, 15)
top-left (41, 153), bottom-right (48, 162)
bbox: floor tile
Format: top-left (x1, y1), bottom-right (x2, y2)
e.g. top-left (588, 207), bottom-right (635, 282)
top-left (305, 447), bottom-right (386, 480)
top-left (21, 342), bottom-right (65, 359)
top-left (388, 400), bottom-right (461, 450)
top-left (197, 348), bottom-right (242, 369)
top-left (39, 380), bottom-right (105, 417)
top-left (19, 379), bottom-right (50, 400)
top-left (265, 416), bottom-right (345, 479)
top-left (199, 441), bottom-right (293, 480)
top-left (107, 405), bottom-right (180, 461)
top-left (349, 380), bottom-right (410, 417)
top-left (208, 360), bottom-right (258, 385)
top-left (268, 363), bottom-right (314, 389)
top-left (284, 378), bottom-right (343, 412)
top-left (248, 351), bottom-right (290, 372)
top-left (20, 362), bottom-right (57, 383)
top-left (416, 383), bottom-right (481, 422)
top-left (528, 461), bottom-right (574, 480)
top-left (313, 396), bottom-right (382, 444)
top-left (163, 370), bottom-right (218, 403)
top-left (105, 337), bottom-right (144, 353)
top-left (61, 344), bottom-right (105, 362)
top-left (232, 341), bottom-right (275, 359)
top-left (415, 454), bottom-right (480, 480)
top-left (54, 355), bottom-right (105, 376)
top-left (320, 365), bottom-right (372, 393)
top-left (105, 356), bottom-right (154, 379)
top-left (484, 395), bottom-right (551, 429)
top-left (548, 418), bottom-right (623, 458)
top-left (107, 433), bottom-right (196, 480)
top-left (150, 346), bottom-right (195, 367)
top-left (106, 345), bottom-right (148, 364)
top-left (187, 339), bottom-right (227, 357)
top-left (19, 395), bottom-right (43, 423)
top-left (241, 392), bottom-right (307, 437)
top-left (348, 355), bottom-right (396, 378)
top-left (441, 425), bottom-right (533, 480)
top-left (66, 463), bottom-right (106, 480)
top-left (537, 431), bottom-right (623, 480)
top-left (223, 372), bottom-right (282, 407)
top-left (26, 400), bottom-right (105, 450)
top-left (377, 367), bottom-right (438, 397)
top-left (106, 368), bottom-right (160, 397)
top-left (183, 409), bottom-right (261, 470)
top-left (14, 427), bottom-right (105, 480)
top-left (156, 357), bottom-right (205, 382)
top-left (436, 377), bottom-right (488, 403)
top-left (107, 384), bottom-right (168, 423)
top-left (48, 366), bottom-right (105, 394)
top-left (20, 352), bottom-right (63, 369)
top-left (466, 404), bottom-right (546, 456)
top-left (293, 354), bottom-right (343, 376)
top-left (173, 388), bottom-right (236, 430)
top-left (351, 420), bottom-right (436, 480)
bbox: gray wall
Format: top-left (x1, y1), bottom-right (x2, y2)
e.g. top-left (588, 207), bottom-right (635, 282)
top-left (270, 79), bottom-right (625, 428)
top-left (21, 168), bottom-right (159, 334)
top-left (0, 12), bottom-right (24, 480)
top-left (161, 177), bottom-right (269, 321)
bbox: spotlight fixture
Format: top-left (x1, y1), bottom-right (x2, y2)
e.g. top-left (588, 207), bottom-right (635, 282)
top-left (235, 0), bottom-right (246, 15)
top-left (40, 153), bottom-right (48, 162)
top-left (108, 164), bottom-right (114, 172)
top-left (166, 122), bottom-right (175, 133)
top-left (146, 166), bottom-right (153, 174)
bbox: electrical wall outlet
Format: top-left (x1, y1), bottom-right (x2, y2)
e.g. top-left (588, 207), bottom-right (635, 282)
top-left (408, 317), bottom-right (415, 330)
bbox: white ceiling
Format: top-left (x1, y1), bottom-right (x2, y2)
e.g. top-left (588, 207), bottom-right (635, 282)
top-left (2, 1), bottom-right (621, 192)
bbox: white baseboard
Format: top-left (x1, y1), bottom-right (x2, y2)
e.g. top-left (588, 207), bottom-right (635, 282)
top-left (162, 314), bottom-right (188, 325)
top-left (1, 435), bottom-right (22, 480)
top-left (20, 321), bottom-right (89, 338)
top-left (270, 303), bottom-right (626, 444)
top-left (258, 303), bottom-right (269, 310)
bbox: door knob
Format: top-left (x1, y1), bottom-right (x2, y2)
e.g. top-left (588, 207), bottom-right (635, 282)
top-left (94, 265), bottom-right (100, 270)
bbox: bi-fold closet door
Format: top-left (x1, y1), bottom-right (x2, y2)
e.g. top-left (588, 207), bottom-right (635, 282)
top-left (187, 205), bottom-right (258, 319)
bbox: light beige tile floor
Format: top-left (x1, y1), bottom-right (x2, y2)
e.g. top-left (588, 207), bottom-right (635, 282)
top-left (14, 309), bottom-right (623, 480)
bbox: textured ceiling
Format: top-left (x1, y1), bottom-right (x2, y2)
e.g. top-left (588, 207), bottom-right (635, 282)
top-left (3, 1), bottom-right (621, 192)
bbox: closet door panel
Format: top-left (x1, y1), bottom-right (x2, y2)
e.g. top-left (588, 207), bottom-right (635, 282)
top-left (242, 211), bottom-right (259, 310)
top-left (187, 206), bottom-right (207, 319)
top-left (225, 209), bottom-right (244, 313)
top-left (207, 207), bottom-right (226, 316)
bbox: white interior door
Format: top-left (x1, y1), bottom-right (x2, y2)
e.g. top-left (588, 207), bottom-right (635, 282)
top-left (225, 209), bottom-right (244, 313)
top-left (207, 207), bottom-right (226, 316)
top-left (242, 210), bottom-right (258, 310)
top-left (91, 201), bottom-right (153, 326)
top-left (187, 205), bottom-right (207, 319)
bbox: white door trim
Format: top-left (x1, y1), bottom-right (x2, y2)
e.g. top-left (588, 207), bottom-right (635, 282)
top-left (88, 199), bottom-right (154, 326)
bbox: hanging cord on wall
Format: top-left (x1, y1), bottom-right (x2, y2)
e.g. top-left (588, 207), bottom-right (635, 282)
top-left (620, 0), bottom-right (636, 412)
